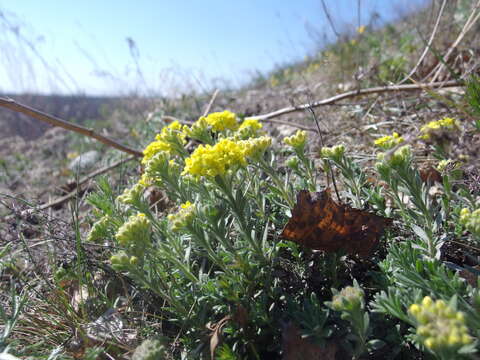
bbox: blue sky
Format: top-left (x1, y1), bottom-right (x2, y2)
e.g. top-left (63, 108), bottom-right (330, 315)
top-left (0, 0), bottom-right (427, 95)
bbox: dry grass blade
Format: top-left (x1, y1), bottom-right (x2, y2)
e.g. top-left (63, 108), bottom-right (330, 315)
top-left (430, 0), bottom-right (480, 82)
top-left (203, 89), bottom-right (220, 117)
top-left (398, 0), bottom-right (447, 84)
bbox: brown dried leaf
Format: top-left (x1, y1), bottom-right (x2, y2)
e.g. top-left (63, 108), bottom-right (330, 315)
top-left (281, 189), bottom-right (391, 257)
top-left (207, 316), bottom-right (232, 360)
top-left (419, 166), bottom-right (442, 184)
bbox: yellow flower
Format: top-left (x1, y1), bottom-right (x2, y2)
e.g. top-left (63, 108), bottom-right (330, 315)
top-left (236, 118), bottom-right (263, 139)
top-left (375, 145), bottom-right (412, 172)
top-left (182, 135), bottom-right (271, 179)
top-left (283, 130), bottom-right (307, 150)
top-left (357, 25), bottom-right (366, 34)
top-left (141, 152), bottom-right (183, 188)
top-left (183, 116), bottom-right (210, 142)
top-left (181, 201), bottom-right (193, 209)
top-left (86, 215), bottom-right (111, 243)
top-left (168, 201), bottom-right (196, 232)
top-left (141, 151), bottom-right (179, 187)
top-left (129, 256), bottom-right (139, 265)
top-left (117, 182), bottom-right (145, 205)
top-left (239, 118), bottom-right (262, 132)
top-left (115, 213), bottom-right (151, 255)
top-left (421, 296), bottom-right (433, 307)
top-left (182, 138), bottom-right (247, 178)
top-left (459, 208), bottom-right (480, 237)
top-left (389, 145), bottom-right (412, 167)
top-left (320, 144), bottom-right (345, 162)
top-left (110, 251), bottom-right (130, 269)
top-left (330, 285), bottom-right (364, 312)
top-left (142, 121), bottom-right (186, 165)
top-left (436, 159), bottom-right (453, 172)
top-left (139, 173), bottom-right (152, 187)
top-left (374, 132), bottom-right (404, 149)
top-left (240, 136), bottom-right (272, 159)
top-left (203, 110), bottom-right (239, 132)
top-left (142, 140), bottom-right (170, 165)
top-left (460, 208), bottom-right (471, 223)
top-left (408, 296), bottom-right (472, 352)
top-left (420, 117), bottom-right (460, 140)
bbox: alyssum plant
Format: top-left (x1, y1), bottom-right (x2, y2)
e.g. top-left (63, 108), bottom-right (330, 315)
top-left (87, 111), bottom-right (314, 358)
top-left (84, 110), bottom-right (480, 359)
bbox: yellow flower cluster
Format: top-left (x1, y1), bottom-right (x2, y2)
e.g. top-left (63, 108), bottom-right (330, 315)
top-left (110, 251), bottom-right (133, 268)
top-left (374, 132), bottom-right (404, 149)
top-left (420, 117), bottom-right (460, 140)
top-left (237, 118), bottom-right (263, 139)
top-left (183, 139), bottom-right (247, 178)
top-left (409, 296), bottom-right (472, 352)
top-left (142, 121), bottom-right (186, 165)
top-left (182, 136), bottom-right (271, 178)
top-left (376, 145), bottom-right (412, 168)
top-left (320, 144), bottom-right (345, 162)
top-left (436, 159), bottom-right (454, 172)
top-left (239, 118), bottom-right (262, 132)
top-left (331, 286), bottom-right (364, 311)
top-left (283, 130), bottom-right (307, 150)
top-left (111, 213), bottom-right (151, 270)
top-left (241, 136), bottom-right (272, 159)
top-left (459, 208), bottom-right (480, 237)
top-left (203, 110), bottom-right (239, 132)
top-left (115, 213), bottom-right (151, 250)
top-left (86, 215), bottom-right (111, 243)
top-left (168, 201), bottom-right (196, 232)
top-left (183, 116), bottom-right (209, 141)
top-left (140, 152), bottom-right (178, 187)
top-left (117, 182), bottom-right (145, 205)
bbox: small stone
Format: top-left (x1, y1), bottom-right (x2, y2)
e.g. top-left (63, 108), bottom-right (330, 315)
top-left (68, 150), bottom-right (100, 172)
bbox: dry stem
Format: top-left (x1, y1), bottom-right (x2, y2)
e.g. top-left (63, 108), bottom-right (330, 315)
top-left (0, 97), bottom-right (143, 157)
top-left (247, 80), bottom-right (463, 121)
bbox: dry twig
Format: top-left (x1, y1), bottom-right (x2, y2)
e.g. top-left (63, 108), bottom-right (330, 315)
top-left (247, 80), bottom-right (463, 121)
top-left (46, 155), bottom-right (137, 210)
top-left (4, 155), bottom-right (136, 219)
top-left (0, 97), bottom-right (143, 157)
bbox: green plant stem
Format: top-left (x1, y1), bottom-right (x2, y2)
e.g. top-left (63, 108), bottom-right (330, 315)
top-left (214, 175), bottom-right (266, 262)
top-left (327, 252), bottom-right (340, 289)
top-left (257, 158), bottom-right (295, 208)
top-left (131, 266), bottom-right (189, 317)
top-left (350, 310), bottom-right (368, 358)
top-left (336, 158), bottom-right (364, 208)
top-left (188, 224), bottom-right (236, 276)
top-left (298, 153), bottom-right (316, 191)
